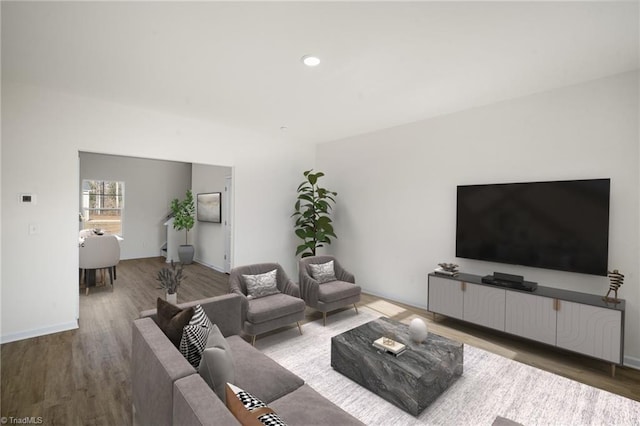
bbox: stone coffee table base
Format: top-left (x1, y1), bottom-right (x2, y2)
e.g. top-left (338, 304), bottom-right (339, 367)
top-left (331, 317), bottom-right (463, 416)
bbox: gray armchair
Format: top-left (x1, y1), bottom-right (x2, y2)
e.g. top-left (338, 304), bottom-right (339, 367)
top-left (229, 263), bottom-right (305, 345)
top-left (298, 255), bottom-right (361, 326)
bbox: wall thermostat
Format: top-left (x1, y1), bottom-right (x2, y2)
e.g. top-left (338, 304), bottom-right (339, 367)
top-left (20, 193), bottom-right (37, 204)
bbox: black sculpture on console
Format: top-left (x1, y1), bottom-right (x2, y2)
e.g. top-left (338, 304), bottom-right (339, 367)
top-left (603, 269), bottom-right (624, 304)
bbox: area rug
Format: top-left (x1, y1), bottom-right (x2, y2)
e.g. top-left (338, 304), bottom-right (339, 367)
top-left (256, 308), bottom-right (640, 425)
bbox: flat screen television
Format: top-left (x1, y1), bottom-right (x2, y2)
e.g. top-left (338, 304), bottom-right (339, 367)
top-left (456, 178), bottom-right (610, 276)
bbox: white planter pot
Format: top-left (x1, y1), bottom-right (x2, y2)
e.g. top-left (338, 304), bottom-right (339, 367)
top-left (178, 245), bottom-right (195, 265)
top-left (166, 292), bottom-right (178, 305)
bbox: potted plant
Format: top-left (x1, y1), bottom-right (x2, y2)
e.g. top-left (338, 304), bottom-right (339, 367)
top-left (156, 260), bottom-right (185, 304)
top-left (171, 189), bottom-right (195, 264)
top-left (292, 169), bottom-right (338, 257)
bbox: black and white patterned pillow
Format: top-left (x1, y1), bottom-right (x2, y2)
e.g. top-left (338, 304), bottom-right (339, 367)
top-left (257, 413), bottom-right (287, 426)
top-left (234, 386), bottom-right (267, 410)
top-left (309, 260), bottom-right (336, 284)
top-left (226, 383), bottom-right (287, 426)
top-left (179, 304), bottom-right (214, 367)
top-left (243, 269), bottom-right (280, 300)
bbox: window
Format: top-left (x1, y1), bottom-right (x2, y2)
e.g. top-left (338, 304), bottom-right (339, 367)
top-left (81, 180), bottom-right (124, 236)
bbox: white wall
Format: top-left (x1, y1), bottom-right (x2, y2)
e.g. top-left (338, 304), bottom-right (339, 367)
top-left (0, 82), bottom-right (314, 342)
top-left (317, 72), bottom-right (640, 365)
top-left (79, 152), bottom-right (192, 260)
top-left (192, 163), bottom-right (231, 271)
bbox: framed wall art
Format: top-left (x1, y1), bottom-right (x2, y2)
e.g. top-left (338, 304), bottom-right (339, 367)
top-left (197, 192), bottom-right (221, 223)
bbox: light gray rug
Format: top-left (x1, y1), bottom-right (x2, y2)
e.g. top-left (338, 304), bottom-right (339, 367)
top-left (256, 308), bottom-right (640, 426)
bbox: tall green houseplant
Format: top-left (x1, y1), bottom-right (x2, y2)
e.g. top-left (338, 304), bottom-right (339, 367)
top-left (292, 170), bottom-right (338, 257)
top-left (171, 189), bottom-right (195, 264)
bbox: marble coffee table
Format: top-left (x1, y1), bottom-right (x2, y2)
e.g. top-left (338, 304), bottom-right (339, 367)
top-left (331, 317), bottom-right (463, 416)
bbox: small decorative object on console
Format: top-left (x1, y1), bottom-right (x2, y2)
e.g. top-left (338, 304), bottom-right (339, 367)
top-left (373, 336), bottom-right (406, 356)
top-left (409, 318), bottom-right (428, 343)
top-left (603, 269), bottom-right (624, 304)
top-left (435, 262), bottom-right (459, 277)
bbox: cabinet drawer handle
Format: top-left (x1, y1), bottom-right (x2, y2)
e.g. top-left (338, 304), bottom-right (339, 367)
top-left (461, 281), bottom-right (467, 291)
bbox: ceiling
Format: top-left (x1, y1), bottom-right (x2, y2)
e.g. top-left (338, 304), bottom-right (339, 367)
top-left (2, 1), bottom-right (638, 144)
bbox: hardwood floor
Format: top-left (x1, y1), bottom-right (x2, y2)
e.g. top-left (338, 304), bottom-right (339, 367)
top-left (1, 258), bottom-right (228, 425)
top-left (1, 258), bottom-right (638, 425)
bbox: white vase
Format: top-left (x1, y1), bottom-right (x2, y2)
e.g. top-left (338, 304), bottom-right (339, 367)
top-left (166, 292), bottom-right (178, 304)
top-left (409, 318), bottom-right (428, 343)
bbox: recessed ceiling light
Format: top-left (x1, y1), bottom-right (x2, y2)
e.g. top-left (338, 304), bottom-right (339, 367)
top-left (301, 55), bottom-right (320, 67)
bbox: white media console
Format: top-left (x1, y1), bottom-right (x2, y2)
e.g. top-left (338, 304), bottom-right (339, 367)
top-left (427, 272), bottom-right (625, 376)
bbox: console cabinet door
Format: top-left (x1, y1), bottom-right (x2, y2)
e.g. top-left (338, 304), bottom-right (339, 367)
top-left (505, 292), bottom-right (556, 346)
top-left (556, 300), bottom-right (622, 364)
top-left (463, 283), bottom-right (506, 331)
top-left (427, 276), bottom-right (463, 320)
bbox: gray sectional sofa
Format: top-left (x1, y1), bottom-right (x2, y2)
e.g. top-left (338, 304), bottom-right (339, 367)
top-left (131, 293), bottom-right (363, 426)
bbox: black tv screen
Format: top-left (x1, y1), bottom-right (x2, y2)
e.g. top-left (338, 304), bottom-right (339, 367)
top-left (456, 179), bottom-right (610, 276)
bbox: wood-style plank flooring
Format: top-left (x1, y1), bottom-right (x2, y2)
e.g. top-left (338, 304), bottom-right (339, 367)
top-left (1, 257), bottom-right (638, 425)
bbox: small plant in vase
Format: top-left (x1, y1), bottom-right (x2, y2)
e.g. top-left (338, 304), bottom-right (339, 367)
top-left (157, 260), bottom-right (185, 304)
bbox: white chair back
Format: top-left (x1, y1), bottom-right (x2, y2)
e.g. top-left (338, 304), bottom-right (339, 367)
top-left (79, 229), bottom-right (95, 239)
top-left (79, 235), bottom-right (120, 270)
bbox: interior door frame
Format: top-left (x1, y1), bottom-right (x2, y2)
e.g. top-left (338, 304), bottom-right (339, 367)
top-left (224, 175), bottom-right (233, 273)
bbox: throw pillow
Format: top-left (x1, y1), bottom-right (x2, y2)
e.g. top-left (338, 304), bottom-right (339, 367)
top-left (225, 383), bottom-right (287, 426)
top-left (180, 304), bottom-right (214, 368)
top-left (243, 269), bottom-right (280, 300)
top-left (156, 297), bottom-right (195, 348)
top-left (309, 260), bottom-right (336, 284)
top-left (198, 324), bottom-right (235, 402)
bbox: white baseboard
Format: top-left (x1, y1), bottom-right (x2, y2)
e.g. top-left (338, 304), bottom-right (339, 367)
top-left (194, 258), bottom-right (226, 274)
top-left (0, 320), bottom-right (78, 344)
top-left (623, 355), bottom-right (640, 370)
top-left (361, 288), bottom-right (428, 311)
